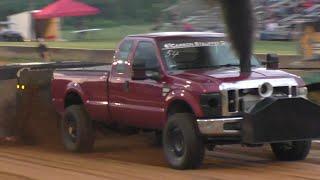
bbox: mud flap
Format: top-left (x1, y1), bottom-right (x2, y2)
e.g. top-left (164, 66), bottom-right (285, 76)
top-left (242, 97), bottom-right (320, 144)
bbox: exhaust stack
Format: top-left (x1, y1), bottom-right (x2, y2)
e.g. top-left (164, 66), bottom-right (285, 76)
top-left (220, 0), bottom-right (255, 73)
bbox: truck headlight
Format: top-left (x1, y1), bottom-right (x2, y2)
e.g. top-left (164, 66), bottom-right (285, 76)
top-left (297, 87), bottom-right (308, 97)
top-left (200, 93), bottom-right (221, 117)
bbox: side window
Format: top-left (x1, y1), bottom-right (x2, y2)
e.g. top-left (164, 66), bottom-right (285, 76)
top-left (133, 42), bottom-right (159, 69)
top-left (116, 40), bottom-right (133, 74)
top-left (118, 40), bottom-right (133, 60)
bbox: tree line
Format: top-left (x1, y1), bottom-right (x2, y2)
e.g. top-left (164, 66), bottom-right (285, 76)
top-left (0, 0), bottom-right (177, 26)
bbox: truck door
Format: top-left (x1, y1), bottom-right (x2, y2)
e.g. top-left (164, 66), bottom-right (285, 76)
top-left (109, 40), bottom-right (134, 124)
top-left (123, 41), bottom-right (165, 129)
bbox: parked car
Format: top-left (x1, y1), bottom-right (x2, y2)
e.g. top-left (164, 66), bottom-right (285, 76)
top-left (0, 30), bottom-right (24, 42)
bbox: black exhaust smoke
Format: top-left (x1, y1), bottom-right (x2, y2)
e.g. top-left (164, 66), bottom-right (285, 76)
top-left (220, 0), bottom-right (255, 73)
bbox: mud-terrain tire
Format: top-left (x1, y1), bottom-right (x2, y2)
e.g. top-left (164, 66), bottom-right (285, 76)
top-left (153, 131), bottom-right (162, 147)
top-left (61, 105), bottom-right (95, 153)
top-left (271, 140), bottom-right (311, 161)
top-left (163, 113), bottom-right (205, 169)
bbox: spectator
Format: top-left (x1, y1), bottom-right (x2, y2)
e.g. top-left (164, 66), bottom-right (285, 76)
top-left (37, 39), bottom-right (50, 62)
top-left (75, 19), bottom-right (86, 40)
top-left (278, 4), bottom-right (290, 17)
top-left (302, 0), bottom-right (314, 9)
top-left (183, 22), bottom-right (195, 32)
top-left (265, 17), bottom-right (279, 31)
top-left (171, 12), bottom-right (179, 27)
top-left (152, 16), bottom-right (163, 31)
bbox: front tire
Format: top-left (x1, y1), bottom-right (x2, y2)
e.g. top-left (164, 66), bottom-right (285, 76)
top-left (61, 105), bottom-right (95, 153)
top-left (271, 140), bottom-right (311, 161)
top-left (163, 113), bottom-right (205, 170)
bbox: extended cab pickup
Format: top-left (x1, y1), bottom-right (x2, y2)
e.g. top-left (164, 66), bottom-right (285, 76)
top-left (51, 32), bottom-right (320, 169)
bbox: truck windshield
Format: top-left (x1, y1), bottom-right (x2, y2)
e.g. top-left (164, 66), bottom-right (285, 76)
top-left (161, 40), bottom-right (260, 70)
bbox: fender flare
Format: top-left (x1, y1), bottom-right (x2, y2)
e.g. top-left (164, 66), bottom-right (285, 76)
top-left (165, 89), bottom-right (203, 118)
top-left (64, 82), bottom-right (88, 107)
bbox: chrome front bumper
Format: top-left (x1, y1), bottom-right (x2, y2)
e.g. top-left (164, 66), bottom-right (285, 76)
top-left (197, 117), bottom-right (242, 136)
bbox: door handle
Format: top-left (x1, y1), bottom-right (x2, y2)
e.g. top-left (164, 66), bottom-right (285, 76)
top-left (123, 80), bottom-right (129, 92)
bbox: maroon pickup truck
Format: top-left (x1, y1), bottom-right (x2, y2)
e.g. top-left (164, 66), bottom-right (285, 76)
top-left (51, 32), bottom-right (320, 169)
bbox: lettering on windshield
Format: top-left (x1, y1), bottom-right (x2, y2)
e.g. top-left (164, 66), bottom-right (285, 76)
top-left (166, 50), bottom-right (180, 58)
top-left (162, 41), bottom-right (226, 50)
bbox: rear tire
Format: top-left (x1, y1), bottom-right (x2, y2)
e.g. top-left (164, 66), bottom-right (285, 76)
top-left (271, 140), bottom-right (311, 161)
top-left (61, 105), bottom-right (95, 153)
top-left (153, 130), bottom-right (162, 147)
top-left (163, 113), bottom-right (205, 170)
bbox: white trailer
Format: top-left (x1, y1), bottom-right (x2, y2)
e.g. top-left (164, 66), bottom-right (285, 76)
top-left (7, 11), bottom-right (61, 41)
top-left (7, 11), bottom-right (34, 41)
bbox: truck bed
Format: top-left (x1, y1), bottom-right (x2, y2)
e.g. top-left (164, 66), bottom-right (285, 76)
top-left (52, 64), bottom-right (111, 122)
top-left (56, 65), bottom-right (112, 72)
top-left (0, 61), bottom-right (109, 80)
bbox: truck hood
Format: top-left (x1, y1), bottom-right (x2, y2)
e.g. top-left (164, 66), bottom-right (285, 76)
top-left (169, 67), bottom-right (303, 86)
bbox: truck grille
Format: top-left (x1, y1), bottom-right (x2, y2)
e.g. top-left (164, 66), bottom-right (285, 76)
top-left (223, 86), bottom-right (296, 115)
top-left (228, 90), bottom-right (238, 113)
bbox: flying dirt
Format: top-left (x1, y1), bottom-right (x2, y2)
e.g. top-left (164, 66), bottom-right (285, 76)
top-left (0, 79), bottom-right (16, 140)
top-left (0, 62), bottom-right (105, 145)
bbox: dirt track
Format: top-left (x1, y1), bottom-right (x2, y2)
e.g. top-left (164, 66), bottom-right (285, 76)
top-left (1, 134), bottom-right (320, 180)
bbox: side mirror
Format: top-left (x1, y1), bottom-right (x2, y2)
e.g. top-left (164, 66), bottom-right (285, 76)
top-left (132, 58), bottom-right (147, 80)
top-left (266, 54), bottom-right (279, 70)
top-left (132, 58), bottom-right (161, 81)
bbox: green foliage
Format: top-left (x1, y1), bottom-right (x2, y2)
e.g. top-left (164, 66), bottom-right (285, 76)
top-left (0, 0), bottom-right (177, 27)
top-left (0, 0), bottom-right (52, 20)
